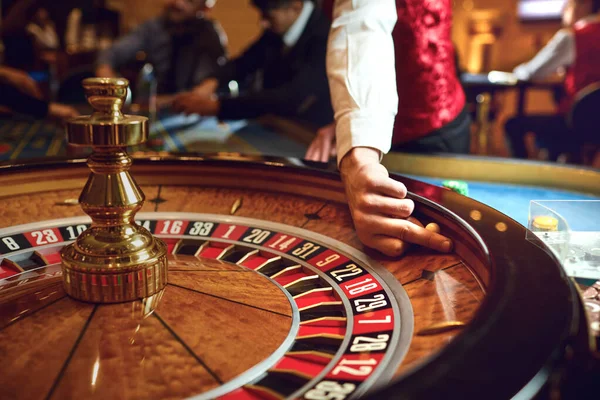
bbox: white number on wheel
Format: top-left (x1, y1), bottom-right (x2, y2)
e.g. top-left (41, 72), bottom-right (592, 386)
top-left (344, 277), bottom-right (377, 295)
top-left (304, 381), bottom-right (356, 400)
top-left (331, 358), bottom-right (377, 376)
top-left (292, 242), bottom-right (321, 259)
top-left (188, 222), bottom-right (214, 236)
top-left (160, 220), bottom-right (183, 235)
top-left (2, 237), bottom-right (20, 251)
top-left (353, 294), bottom-right (387, 312)
top-left (221, 225), bottom-right (237, 239)
top-left (330, 264), bottom-right (362, 282)
top-left (136, 220), bottom-right (152, 230)
top-left (316, 254), bottom-right (340, 267)
top-left (243, 229), bottom-right (271, 244)
top-left (268, 235), bottom-right (296, 251)
top-left (65, 225), bottom-right (87, 240)
top-left (31, 230), bottom-right (58, 245)
top-left (350, 334), bottom-right (389, 352)
top-left (358, 314), bottom-right (392, 325)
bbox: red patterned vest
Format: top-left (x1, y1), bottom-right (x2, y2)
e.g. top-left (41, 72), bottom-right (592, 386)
top-left (392, 0), bottom-right (465, 144)
top-left (560, 17), bottom-right (600, 114)
top-left (322, 0), bottom-right (465, 144)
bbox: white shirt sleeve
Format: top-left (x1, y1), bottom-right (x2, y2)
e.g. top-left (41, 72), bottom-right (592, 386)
top-left (329, 0), bottom-right (398, 165)
top-left (513, 29), bottom-right (575, 81)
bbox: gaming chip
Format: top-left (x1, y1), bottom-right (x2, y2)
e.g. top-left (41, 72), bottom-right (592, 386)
top-left (442, 180), bottom-right (469, 196)
top-left (531, 216), bottom-right (559, 232)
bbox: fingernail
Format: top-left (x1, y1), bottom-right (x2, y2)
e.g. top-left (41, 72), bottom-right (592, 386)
top-left (441, 240), bottom-right (453, 252)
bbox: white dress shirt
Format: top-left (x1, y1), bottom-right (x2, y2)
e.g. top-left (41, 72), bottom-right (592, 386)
top-left (283, 0), bottom-right (315, 48)
top-left (328, 0), bottom-right (398, 165)
top-left (513, 28), bottom-right (575, 81)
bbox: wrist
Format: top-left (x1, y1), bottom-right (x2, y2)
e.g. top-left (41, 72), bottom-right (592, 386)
top-left (339, 147), bottom-right (381, 178)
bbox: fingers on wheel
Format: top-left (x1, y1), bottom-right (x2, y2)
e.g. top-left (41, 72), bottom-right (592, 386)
top-left (366, 236), bottom-right (411, 257)
top-left (360, 217), bottom-right (424, 257)
top-left (361, 196), bottom-right (414, 218)
top-left (390, 218), bottom-right (452, 253)
top-left (368, 174), bottom-right (408, 199)
top-left (370, 216), bottom-right (451, 253)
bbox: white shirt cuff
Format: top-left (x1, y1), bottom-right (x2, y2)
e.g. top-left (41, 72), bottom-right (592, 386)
top-left (336, 111), bottom-right (395, 166)
top-left (513, 64), bottom-right (531, 81)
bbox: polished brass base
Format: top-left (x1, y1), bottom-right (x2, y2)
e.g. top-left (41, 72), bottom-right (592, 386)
top-left (61, 228), bottom-right (167, 303)
top-left (60, 77), bottom-right (168, 303)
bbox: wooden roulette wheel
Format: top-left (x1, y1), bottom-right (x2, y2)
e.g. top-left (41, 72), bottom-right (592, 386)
top-left (0, 80), bottom-right (594, 400)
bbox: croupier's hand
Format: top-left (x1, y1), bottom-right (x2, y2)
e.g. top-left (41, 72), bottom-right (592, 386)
top-left (305, 123), bottom-right (337, 163)
top-left (48, 103), bottom-right (80, 122)
top-left (172, 92), bottom-right (220, 116)
top-left (340, 147), bottom-right (453, 257)
top-left (192, 78), bottom-right (219, 97)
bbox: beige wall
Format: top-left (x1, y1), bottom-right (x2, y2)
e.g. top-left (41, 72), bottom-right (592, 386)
top-left (452, 0), bottom-right (562, 119)
top-left (111, 0), bottom-right (262, 57)
top-left (211, 1), bottom-right (262, 57)
top-left (452, 0), bottom-right (562, 73)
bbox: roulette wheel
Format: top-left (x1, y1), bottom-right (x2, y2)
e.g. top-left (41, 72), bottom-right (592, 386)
top-left (0, 79), bottom-right (595, 400)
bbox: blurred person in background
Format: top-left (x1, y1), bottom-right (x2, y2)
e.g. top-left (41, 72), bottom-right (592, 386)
top-left (504, 0), bottom-right (600, 161)
top-left (172, 0), bottom-right (333, 129)
top-left (95, 0), bottom-right (227, 95)
top-left (25, 8), bottom-right (59, 51)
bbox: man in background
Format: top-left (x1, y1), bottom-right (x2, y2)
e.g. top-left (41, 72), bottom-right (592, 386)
top-left (505, 0), bottom-right (600, 161)
top-left (96, 0), bottom-right (227, 95)
top-left (172, 0), bottom-right (333, 129)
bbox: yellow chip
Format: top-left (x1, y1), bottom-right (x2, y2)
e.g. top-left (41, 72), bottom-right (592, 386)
top-left (532, 216), bottom-right (559, 231)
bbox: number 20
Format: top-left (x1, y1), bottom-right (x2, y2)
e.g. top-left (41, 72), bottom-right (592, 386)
top-left (243, 229), bottom-right (271, 244)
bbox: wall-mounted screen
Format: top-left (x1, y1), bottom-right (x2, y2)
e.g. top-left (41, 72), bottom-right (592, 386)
top-left (518, 0), bottom-right (567, 21)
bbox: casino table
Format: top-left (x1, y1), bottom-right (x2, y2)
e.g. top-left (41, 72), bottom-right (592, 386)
top-left (0, 113), bottom-right (309, 161)
top-left (0, 152), bottom-right (597, 400)
top-left (461, 72), bottom-right (563, 118)
top-left (382, 153), bottom-right (600, 228)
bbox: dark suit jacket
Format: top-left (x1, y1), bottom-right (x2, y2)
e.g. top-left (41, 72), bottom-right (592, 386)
top-left (214, 7), bottom-right (333, 128)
